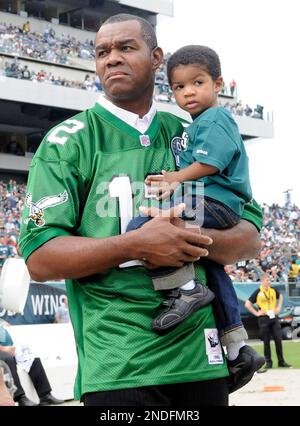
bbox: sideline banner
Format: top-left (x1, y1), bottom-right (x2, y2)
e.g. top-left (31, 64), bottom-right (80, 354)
top-left (0, 281), bottom-right (66, 325)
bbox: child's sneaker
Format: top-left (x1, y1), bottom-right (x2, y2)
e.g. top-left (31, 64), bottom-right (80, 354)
top-left (152, 282), bottom-right (215, 333)
top-left (227, 345), bottom-right (265, 393)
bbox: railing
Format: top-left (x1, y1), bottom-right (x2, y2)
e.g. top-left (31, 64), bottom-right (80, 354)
top-left (287, 281), bottom-right (300, 298)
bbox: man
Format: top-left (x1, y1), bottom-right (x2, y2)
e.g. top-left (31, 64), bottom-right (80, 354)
top-left (0, 322), bottom-right (64, 406)
top-left (19, 14), bottom-right (262, 406)
top-left (245, 273), bottom-right (292, 369)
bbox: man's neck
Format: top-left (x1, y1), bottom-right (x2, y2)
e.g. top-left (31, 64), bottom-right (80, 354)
top-left (104, 92), bottom-right (153, 118)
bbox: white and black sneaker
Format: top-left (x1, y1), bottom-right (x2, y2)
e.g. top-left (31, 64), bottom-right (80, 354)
top-left (152, 282), bottom-right (215, 334)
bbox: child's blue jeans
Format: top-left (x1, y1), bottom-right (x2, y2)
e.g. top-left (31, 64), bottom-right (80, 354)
top-left (126, 196), bottom-right (248, 346)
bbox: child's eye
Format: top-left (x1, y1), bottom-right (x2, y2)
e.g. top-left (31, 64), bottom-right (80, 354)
top-left (195, 80), bottom-right (203, 86)
top-left (173, 85), bottom-right (184, 91)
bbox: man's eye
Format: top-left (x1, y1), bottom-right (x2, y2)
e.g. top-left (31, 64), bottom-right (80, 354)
top-left (97, 50), bottom-right (107, 57)
top-left (121, 45), bottom-right (133, 52)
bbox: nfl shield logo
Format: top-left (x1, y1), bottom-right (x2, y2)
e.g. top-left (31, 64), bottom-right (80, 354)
top-left (139, 134), bottom-right (151, 147)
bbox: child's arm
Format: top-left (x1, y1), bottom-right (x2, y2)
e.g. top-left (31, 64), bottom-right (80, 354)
top-left (165, 162), bottom-right (219, 183)
top-left (145, 162), bottom-right (219, 200)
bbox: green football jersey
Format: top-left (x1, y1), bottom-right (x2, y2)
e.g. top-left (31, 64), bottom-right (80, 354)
top-left (20, 103), bottom-right (242, 399)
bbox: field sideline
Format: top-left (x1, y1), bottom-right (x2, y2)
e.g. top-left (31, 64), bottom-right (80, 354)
top-left (250, 340), bottom-right (300, 369)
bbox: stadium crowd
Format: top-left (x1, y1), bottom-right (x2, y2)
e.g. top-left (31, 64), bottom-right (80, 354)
top-left (0, 55), bottom-right (101, 91)
top-left (0, 19), bottom-right (265, 118)
top-left (0, 179), bottom-right (299, 282)
top-left (0, 20), bottom-right (94, 65)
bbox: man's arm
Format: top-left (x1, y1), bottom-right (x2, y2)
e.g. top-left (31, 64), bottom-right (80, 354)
top-left (26, 207), bottom-right (213, 282)
top-left (245, 299), bottom-right (264, 317)
top-left (203, 220), bottom-right (261, 265)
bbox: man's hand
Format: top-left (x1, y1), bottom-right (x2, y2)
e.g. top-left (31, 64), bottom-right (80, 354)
top-left (137, 203), bottom-right (212, 268)
top-left (256, 309), bottom-right (265, 317)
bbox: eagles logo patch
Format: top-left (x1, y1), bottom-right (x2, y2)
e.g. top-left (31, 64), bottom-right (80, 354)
top-left (170, 131), bottom-right (189, 167)
top-left (24, 190), bottom-right (68, 227)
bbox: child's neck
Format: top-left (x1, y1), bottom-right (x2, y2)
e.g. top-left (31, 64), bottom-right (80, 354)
top-left (191, 104), bottom-right (217, 120)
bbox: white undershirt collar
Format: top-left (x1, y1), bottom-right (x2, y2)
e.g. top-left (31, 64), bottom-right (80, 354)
top-left (98, 95), bottom-right (156, 134)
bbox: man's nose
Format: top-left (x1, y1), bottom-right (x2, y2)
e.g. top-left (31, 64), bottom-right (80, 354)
top-left (106, 49), bottom-right (124, 66)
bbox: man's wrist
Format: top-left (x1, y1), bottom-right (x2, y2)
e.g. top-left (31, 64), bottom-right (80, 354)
top-left (118, 229), bottom-right (145, 262)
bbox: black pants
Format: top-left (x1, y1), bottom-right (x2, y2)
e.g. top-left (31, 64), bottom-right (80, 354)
top-left (83, 378), bottom-right (228, 406)
top-left (258, 316), bottom-right (284, 364)
top-left (0, 351), bottom-right (51, 401)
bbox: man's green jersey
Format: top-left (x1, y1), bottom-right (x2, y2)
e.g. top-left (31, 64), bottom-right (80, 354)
top-left (19, 103), bottom-right (261, 399)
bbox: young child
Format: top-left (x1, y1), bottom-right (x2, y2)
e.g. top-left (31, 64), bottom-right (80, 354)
top-left (126, 45), bottom-right (264, 381)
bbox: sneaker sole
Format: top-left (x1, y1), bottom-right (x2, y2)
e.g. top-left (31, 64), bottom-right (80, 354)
top-left (228, 353), bottom-right (265, 393)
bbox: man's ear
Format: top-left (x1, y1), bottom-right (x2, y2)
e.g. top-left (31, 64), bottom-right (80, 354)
top-left (215, 76), bottom-right (224, 94)
top-left (152, 46), bottom-right (164, 71)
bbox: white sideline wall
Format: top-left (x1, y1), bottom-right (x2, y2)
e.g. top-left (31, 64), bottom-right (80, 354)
top-left (8, 323), bottom-right (78, 402)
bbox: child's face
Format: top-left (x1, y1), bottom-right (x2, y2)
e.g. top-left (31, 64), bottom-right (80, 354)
top-left (170, 64), bottom-right (223, 116)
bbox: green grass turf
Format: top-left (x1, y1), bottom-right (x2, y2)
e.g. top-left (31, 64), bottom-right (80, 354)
top-left (250, 340), bottom-right (300, 368)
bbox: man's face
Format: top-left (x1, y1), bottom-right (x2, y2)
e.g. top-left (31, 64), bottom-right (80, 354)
top-left (95, 20), bottom-right (158, 103)
top-left (261, 276), bottom-right (271, 288)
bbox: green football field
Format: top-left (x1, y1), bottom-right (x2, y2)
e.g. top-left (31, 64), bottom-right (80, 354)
top-left (250, 340), bottom-right (300, 369)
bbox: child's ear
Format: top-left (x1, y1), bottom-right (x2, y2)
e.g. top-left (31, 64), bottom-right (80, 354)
top-left (215, 77), bottom-right (224, 93)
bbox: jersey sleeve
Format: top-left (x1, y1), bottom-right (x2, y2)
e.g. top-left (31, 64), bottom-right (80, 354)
top-left (19, 133), bottom-right (87, 263)
top-left (191, 122), bottom-right (237, 172)
top-left (248, 289), bottom-right (259, 304)
top-left (241, 199), bottom-right (263, 231)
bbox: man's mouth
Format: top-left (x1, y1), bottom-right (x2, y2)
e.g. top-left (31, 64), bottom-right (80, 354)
top-left (106, 71), bottom-right (128, 81)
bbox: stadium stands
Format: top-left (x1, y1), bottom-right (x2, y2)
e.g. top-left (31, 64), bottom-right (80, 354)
top-left (0, 178), bottom-right (299, 282)
top-left (0, 15), bottom-right (266, 119)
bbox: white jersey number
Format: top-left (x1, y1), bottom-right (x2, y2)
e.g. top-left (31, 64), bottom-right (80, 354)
top-left (47, 120), bottom-right (85, 145)
top-left (109, 176), bottom-right (143, 268)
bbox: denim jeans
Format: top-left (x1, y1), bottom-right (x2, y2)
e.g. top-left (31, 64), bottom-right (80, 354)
top-left (127, 197), bottom-right (247, 344)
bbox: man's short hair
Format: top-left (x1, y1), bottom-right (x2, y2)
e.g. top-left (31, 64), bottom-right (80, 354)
top-left (167, 45), bottom-right (221, 84)
top-left (101, 14), bottom-right (157, 51)
top-left (260, 272), bottom-right (271, 281)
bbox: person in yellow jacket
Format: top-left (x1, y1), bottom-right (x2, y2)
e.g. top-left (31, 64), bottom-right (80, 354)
top-left (245, 273), bottom-right (292, 369)
top-left (288, 260), bottom-right (300, 282)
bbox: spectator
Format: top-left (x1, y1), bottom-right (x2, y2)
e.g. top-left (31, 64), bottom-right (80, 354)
top-left (22, 21), bottom-right (30, 34)
top-left (288, 260), bottom-right (300, 282)
top-left (230, 79), bottom-right (237, 96)
top-left (244, 104), bottom-right (253, 116)
top-left (0, 322), bottom-right (64, 406)
top-left (21, 64), bottom-right (31, 80)
top-left (55, 296), bottom-right (70, 323)
top-left (0, 236), bottom-right (15, 268)
top-left (245, 273), bottom-right (292, 370)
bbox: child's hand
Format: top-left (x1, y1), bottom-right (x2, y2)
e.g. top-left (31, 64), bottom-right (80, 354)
top-left (145, 170), bottom-right (180, 200)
